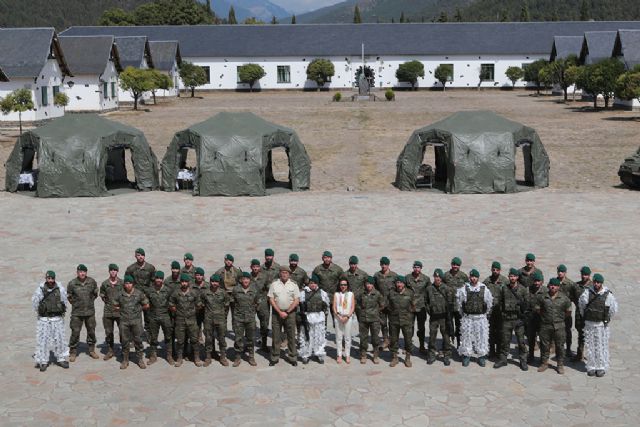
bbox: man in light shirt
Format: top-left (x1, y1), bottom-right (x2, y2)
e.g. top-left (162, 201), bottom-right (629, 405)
top-left (268, 266), bottom-right (300, 366)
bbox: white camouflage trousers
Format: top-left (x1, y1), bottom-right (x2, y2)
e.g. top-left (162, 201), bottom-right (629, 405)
top-left (459, 314), bottom-right (490, 357)
top-left (584, 321), bottom-right (611, 371)
top-left (298, 320), bottom-right (327, 359)
top-left (34, 317), bottom-right (69, 364)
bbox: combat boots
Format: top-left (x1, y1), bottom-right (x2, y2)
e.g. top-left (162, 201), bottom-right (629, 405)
top-left (174, 353), bottom-right (183, 367)
top-left (147, 350), bottom-right (157, 365)
top-left (69, 349), bottom-right (77, 362)
top-left (494, 359), bottom-right (507, 369)
top-left (404, 353), bottom-right (412, 368)
top-left (248, 354), bottom-right (257, 366)
top-left (478, 356), bottom-right (486, 367)
top-left (233, 356), bottom-right (242, 367)
top-left (572, 345), bottom-right (584, 362)
top-left (166, 350), bottom-right (174, 365)
top-left (537, 361), bottom-right (549, 372)
top-left (194, 352), bottom-right (204, 367)
top-left (520, 359), bottom-right (528, 371)
top-left (203, 352), bottom-right (212, 367)
top-left (372, 350), bottom-right (380, 364)
top-left (419, 339), bottom-right (427, 354)
top-left (136, 352), bottom-right (147, 369)
top-left (390, 354), bottom-right (399, 367)
top-left (360, 353), bottom-right (367, 364)
top-left (557, 363), bottom-right (565, 375)
top-left (103, 347), bottom-right (114, 361)
top-left (220, 352), bottom-right (229, 366)
top-left (120, 351), bottom-right (129, 369)
top-left (88, 345), bottom-right (100, 359)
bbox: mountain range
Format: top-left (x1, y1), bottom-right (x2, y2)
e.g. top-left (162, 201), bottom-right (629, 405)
top-left (205, 0), bottom-right (291, 22)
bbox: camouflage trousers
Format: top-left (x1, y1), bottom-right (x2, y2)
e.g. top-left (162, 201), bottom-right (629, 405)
top-left (359, 320), bottom-right (381, 353)
top-left (102, 315), bottom-right (120, 348)
top-left (69, 315), bottom-right (97, 350)
top-left (174, 318), bottom-right (200, 358)
top-left (389, 323), bottom-right (413, 355)
top-left (428, 318), bottom-right (451, 358)
top-left (540, 323), bottom-right (566, 364)
top-left (233, 318), bottom-right (256, 355)
top-left (204, 316), bottom-right (227, 354)
top-left (500, 319), bottom-right (527, 361)
top-left (148, 315), bottom-right (173, 354)
top-left (120, 320), bottom-right (144, 353)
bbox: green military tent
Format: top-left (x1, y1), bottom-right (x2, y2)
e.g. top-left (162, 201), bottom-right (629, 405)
top-left (161, 112), bottom-right (311, 196)
top-left (5, 114), bottom-right (159, 197)
top-left (395, 111), bottom-right (550, 193)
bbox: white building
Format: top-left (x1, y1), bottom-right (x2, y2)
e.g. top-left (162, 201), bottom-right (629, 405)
top-left (612, 29), bottom-right (640, 110)
top-left (148, 41), bottom-right (181, 98)
top-left (0, 28), bottom-right (70, 122)
top-left (114, 36), bottom-right (154, 103)
top-left (59, 35), bottom-right (122, 112)
top-left (63, 22), bottom-right (640, 91)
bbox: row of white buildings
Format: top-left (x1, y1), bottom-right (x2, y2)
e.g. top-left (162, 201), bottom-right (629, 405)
top-left (3, 21), bottom-right (640, 122)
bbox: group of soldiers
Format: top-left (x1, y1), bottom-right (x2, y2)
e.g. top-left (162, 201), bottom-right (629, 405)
top-left (33, 249), bottom-right (617, 378)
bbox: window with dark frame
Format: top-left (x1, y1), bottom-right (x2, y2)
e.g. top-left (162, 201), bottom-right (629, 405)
top-left (41, 86), bottom-right (48, 106)
top-left (480, 64), bottom-right (495, 81)
top-left (277, 65), bottom-right (291, 83)
top-left (201, 66), bottom-right (211, 84)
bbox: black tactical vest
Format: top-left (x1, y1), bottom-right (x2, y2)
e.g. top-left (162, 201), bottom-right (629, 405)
top-left (463, 287), bottom-right (487, 315)
top-left (584, 290), bottom-right (610, 323)
top-left (38, 286), bottom-right (65, 317)
top-left (305, 290), bottom-right (326, 313)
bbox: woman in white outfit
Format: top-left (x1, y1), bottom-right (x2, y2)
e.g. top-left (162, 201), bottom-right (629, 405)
top-left (333, 278), bottom-right (355, 364)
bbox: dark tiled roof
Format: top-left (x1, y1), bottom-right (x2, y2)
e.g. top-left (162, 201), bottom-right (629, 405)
top-left (59, 35), bottom-right (120, 75)
top-left (0, 28), bottom-right (70, 78)
top-left (550, 36), bottom-right (583, 61)
top-left (62, 21), bottom-right (640, 58)
top-left (613, 29), bottom-right (640, 69)
top-left (148, 41), bottom-right (181, 71)
top-left (114, 36), bottom-right (153, 69)
top-left (580, 31), bottom-right (618, 64)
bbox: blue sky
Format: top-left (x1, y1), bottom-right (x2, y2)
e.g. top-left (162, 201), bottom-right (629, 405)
top-left (270, 0), bottom-right (344, 14)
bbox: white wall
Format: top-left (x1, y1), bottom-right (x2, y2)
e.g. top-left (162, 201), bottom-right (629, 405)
top-left (180, 54), bottom-right (545, 91)
top-left (66, 61), bottom-right (119, 112)
top-left (0, 59), bottom-right (65, 122)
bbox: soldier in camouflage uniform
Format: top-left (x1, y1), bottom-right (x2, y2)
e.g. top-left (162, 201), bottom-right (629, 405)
top-left (573, 266), bottom-right (593, 362)
top-left (100, 263), bottom-right (123, 361)
top-left (146, 271), bottom-right (174, 365)
top-left (556, 264), bottom-right (578, 358)
top-left (299, 275), bottom-right (330, 364)
top-left (518, 253), bottom-right (541, 289)
top-left (169, 274), bottom-right (203, 367)
top-left (215, 254), bottom-right (243, 323)
top-left (425, 269), bottom-right (454, 366)
top-left (181, 253), bottom-right (195, 282)
top-left (125, 248), bottom-right (156, 335)
top-left (262, 248), bottom-right (280, 285)
top-left (192, 267), bottom-right (207, 340)
top-left (483, 261), bottom-right (508, 360)
top-left (250, 259), bottom-right (270, 352)
top-left (536, 278), bottom-right (572, 374)
top-left (357, 276), bottom-right (384, 364)
top-left (443, 257), bottom-right (469, 348)
top-left (312, 251), bottom-right (344, 326)
top-left (387, 276), bottom-right (416, 367)
top-left (288, 254), bottom-right (309, 290)
top-left (341, 255), bottom-right (369, 299)
top-left (113, 275), bottom-right (149, 369)
top-left (68, 264), bottom-right (99, 361)
top-left (200, 274), bottom-right (230, 366)
top-left (526, 271), bottom-right (545, 363)
top-left (163, 261), bottom-right (181, 294)
top-left (405, 261), bottom-right (431, 354)
top-left (231, 272), bottom-right (261, 366)
top-left (374, 256), bottom-right (398, 350)
top-left (457, 269), bottom-right (493, 367)
top-left (494, 268), bottom-right (529, 371)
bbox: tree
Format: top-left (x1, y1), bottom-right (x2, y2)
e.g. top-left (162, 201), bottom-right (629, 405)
top-left (237, 63), bottom-right (266, 91)
top-left (520, 1), bottom-right (530, 22)
top-left (98, 8), bottom-right (135, 26)
top-left (396, 60), bottom-right (425, 90)
top-left (119, 67), bottom-right (154, 110)
top-left (306, 59), bottom-right (335, 90)
top-left (505, 66), bottom-right (524, 88)
top-left (615, 71), bottom-right (640, 102)
top-left (243, 17), bottom-right (264, 24)
top-left (291, 14), bottom-right (296, 24)
top-left (400, 12), bottom-right (405, 23)
top-left (454, 8), bottom-right (463, 22)
top-left (437, 11), bottom-right (448, 22)
top-left (53, 92), bottom-right (69, 109)
top-left (179, 61), bottom-right (208, 97)
top-left (523, 59), bottom-right (548, 95)
top-left (499, 9), bottom-right (509, 22)
top-left (580, 0), bottom-right (590, 21)
top-left (228, 6), bottom-right (237, 24)
top-left (0, 88), bottom-right (34, 135)
top-left (132, 0), bottom-right (215, 26)
top-left (270, 15), bottom-right (278, 24)
top-left (434, 64), bottom-right (453, 91)
top-left (576, 58), bottom-right (626, 108)
top-left (353, 5), bottom-right (362, 23)
top-left (148, 69), bottom-right (173, 104)
top-left (542, 55), bottom-right (579, 101)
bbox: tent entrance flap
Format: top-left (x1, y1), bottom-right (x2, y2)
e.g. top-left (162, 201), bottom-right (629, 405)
top-left (265, 147), bottom-right (292, 190)
top-left (515, 140), bottom-right (534, 186)
top-left (176, 144), bottom-right (197, 191)
top-left (18, 139), bottom-right (38, 191)
top-left (414, 139), bottom-right (447, 191)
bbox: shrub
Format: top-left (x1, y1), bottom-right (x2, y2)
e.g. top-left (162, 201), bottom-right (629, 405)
top-left (332, 92), bottom-right (342, 102)
top-left (385, 89), bottom-right (395, 101)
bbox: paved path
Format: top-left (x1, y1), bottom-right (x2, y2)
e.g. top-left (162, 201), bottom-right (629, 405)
top-left (1, 189), bottom-right (638, 426)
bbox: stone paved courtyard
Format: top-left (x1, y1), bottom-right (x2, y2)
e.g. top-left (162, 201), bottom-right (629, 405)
top-left (1, 188), bottom-right (638, 426)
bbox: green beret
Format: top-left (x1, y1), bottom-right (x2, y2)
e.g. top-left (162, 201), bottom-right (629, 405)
top-left (491, 261), bottom-right (501, 270)
top-left (469, 269), bottom-right (480, 278)
top-left (433, 269), bottom-right (444, 278)
top-left (557, 264), bottom-right (567, 273)
top-left (532, 271), bottom-right (544, 282)
top-left (194, 267), bottom-right (205, 275)
top-left (210, 274), bottom-right (221, 282)
top-left (413, 260), bottom-right (423, 268)
top-left (242, 271), bottom-right (251, 278)
top-left (179, 273), bottom-right (191, 282)
top-left (279, 265), bottom-right (291, 273)
top-left (265, 248), bottom-right (275, 256)
top-left (46, 270), bottom-right (56, 279)
top-left (349, 255), bottom-right (359, 264)
top-left (509, 268), bottom-right (520, 276)
top-left (580, 266), bottom-right (591, 275)
top-left (451, 257), bottom-right (462, 266)
top-left (77, 264), bottom-right (88, 272)
top-left (171, 261), bottom-right (180, 269)
top-left (124, 275), bottom-right (134, 283)
top-left (108, 263), bottom-right (119, 271)
top-left (310, 274), bottom-right (320, 283)
top-left (395, 275), bottom-right (406, 283)
top-left (184, 252), bottom-right (193, 260)
top-left (322, 250), bottom-right (332, 258)
top-left (380, 256), bottom-right (390, 265)
top-left (135, 248), bottom-right (145, 255)
top-left (225, 254), bottom-right (234, 262)
top-left (593, 273), bottom-right (604, 283)
top-left (251, 259), bottom-right (261, 266)
top-left (155, 271), bottom-right (165, 279)
top-left (289, 253), bottom-right (299, 261)
top-left (549, 278), bottom-right (561, 286)
top-left (525, 253), bottom-right (536, 261)
top-left (367, 276), bottom-right (376, 284)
